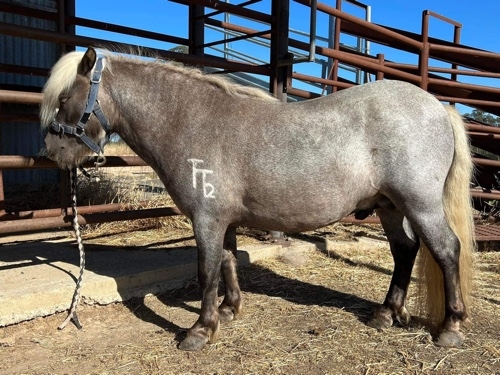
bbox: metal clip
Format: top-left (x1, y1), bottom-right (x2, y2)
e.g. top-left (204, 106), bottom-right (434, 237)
top-left (95, 153), bottom-right (107, 168)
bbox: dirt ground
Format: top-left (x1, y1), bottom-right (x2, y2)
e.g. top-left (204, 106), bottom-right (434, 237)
top-left (0, 223), bottom-right (499, 375)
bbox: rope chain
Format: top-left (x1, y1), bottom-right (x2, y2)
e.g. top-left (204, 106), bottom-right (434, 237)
top-left (58, 167), bottom-right (85, 330)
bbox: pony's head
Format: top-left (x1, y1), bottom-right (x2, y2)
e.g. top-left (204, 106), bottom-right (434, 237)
top-left (41, 47), bottom-right (111, 169)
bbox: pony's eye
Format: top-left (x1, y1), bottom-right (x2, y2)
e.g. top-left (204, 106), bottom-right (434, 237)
top-left (59, 96), bottom-right (69, 105)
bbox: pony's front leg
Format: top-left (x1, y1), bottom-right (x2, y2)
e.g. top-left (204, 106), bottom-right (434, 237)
top-left (219, 227), bottom-right (243, 323)
top-left (179, 220), bottom-right (225, 351)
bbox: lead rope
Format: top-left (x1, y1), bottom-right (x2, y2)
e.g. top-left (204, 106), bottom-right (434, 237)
top-left (58, 167), bottom-right (85, 330)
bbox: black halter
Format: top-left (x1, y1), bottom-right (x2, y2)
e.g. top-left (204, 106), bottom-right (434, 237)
top-left (50, 57), bottom-right (112, 156)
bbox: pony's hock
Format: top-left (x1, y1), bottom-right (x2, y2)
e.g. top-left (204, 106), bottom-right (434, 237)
top-left (40, 47), bottom-right (475, 351)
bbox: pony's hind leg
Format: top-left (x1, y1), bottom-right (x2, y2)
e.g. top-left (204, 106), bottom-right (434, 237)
top-left (219, 227), bottom-right (243, 323)
top-left (368, 209), bottom-right (420, 330)
top-left (405, 202), bottom-right (470, 347)
top-left (416, 219), bottom-right (468, 347)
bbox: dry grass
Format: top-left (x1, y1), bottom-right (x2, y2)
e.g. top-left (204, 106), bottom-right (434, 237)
top-left (104, 139), bottom-right (136, 156)
top-left (70, 140), bottom-right (195, 240)
top-left (0, 233), bottom-right (498, 375)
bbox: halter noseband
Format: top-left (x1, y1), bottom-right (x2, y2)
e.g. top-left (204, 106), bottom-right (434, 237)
top-left (50, 57), bottom-right (112, 158)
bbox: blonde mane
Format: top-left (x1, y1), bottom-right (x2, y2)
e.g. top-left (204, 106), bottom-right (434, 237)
top-left (161, 62), bottom-right (278, 102)
top-left (41, 50), bottom-right (277, 129)
top-left (108, 52), bottom-right (278, 101)
top-left (40, 51), bottom-right (85, 129)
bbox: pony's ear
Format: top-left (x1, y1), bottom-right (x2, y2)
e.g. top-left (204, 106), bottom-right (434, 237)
top-left (77, 48), bottom-right (97, 77)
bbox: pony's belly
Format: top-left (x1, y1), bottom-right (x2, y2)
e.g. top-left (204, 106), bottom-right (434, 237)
top-left (236, 183), bottom-right (377, 232)
top-left (237, 206), bottom-right (351, 233)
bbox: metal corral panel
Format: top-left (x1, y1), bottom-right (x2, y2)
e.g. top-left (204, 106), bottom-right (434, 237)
top-left (1, 0), bottom-right (60, 184)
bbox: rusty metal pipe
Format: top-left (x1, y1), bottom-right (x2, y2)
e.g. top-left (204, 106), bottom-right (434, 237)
top-left (292, 72), bottom-right (353, 89)
top-left (384, 62), bottom-right (500, 78)
top-left (419, 11), bottom-right (430, 90)
top-left (0, 201), bottom-right (173, 221)
top-left (466, 124), bottom-right (500, 134)
top-left (436, 96), bottom-right (500, 108)
top-left (0, 206), bottom-right (182, 235)
top-left (469, 132), bottom-right (500, 141)
top-left (0, 89), bottom-right (43, 104)
top-left (429, 78), bottom-right (500, 95)
top-left (172, 0), bottom-right (272, 23)
top-left (0, 156), bottom-right (148, 169)
top-left (293, 0), bottom-right (423, 50)
top-left (3, 2), bottom-right (190, 46)
top-left (0, 22), bottom-right (270, 76)
top-left (473, 158), bottom-right (500, 168)
top-left (287, 87), bottom-right (321, 99)
top-left (429, 43), bottom-right (500, 59)
top-left (205, 18), bottom-right (422, 84)
top-left (471, 191), bottom-right (500, 200)
top-left (424, 10), bottom-right (462, 28)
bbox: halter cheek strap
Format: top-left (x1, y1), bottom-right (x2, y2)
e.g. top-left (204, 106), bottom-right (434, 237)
top-left (50, 57), bottom-right (112, 158)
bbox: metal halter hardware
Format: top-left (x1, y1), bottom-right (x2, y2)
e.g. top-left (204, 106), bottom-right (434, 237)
top-left (50, 57), bottom-right (112, 160)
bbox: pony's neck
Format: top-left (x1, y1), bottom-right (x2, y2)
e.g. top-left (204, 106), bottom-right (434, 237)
top-left (104, 58), bottom-right (226, 129)
top-left (101, 58), bottom-right (224, 167)
top-left (105, 60), bottom-right (174, 127)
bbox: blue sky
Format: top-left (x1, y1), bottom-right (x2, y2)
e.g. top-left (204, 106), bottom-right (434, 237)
top-left (75, 0), bottom-right (499, 111)
top-left (76, 0), bottom-right (500, 52)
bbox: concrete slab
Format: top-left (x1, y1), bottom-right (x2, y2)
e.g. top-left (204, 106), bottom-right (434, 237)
top-left (0, 237), bottom-right (317, 327)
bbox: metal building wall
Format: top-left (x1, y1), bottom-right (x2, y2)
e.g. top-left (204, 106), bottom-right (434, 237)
top-left (0, 0), bottom-right (60, 184)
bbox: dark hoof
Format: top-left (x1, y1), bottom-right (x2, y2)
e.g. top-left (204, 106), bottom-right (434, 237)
top-left (394, 307), bottom-right (411, 326)
top-left (435, 331), bottom-right (464, 348)
top-left (367, 308), bottom-right (393, 330)
top-left (178, 333), bottom-right (209, 351)
top-left (219, 306), bottom-right (235, 323)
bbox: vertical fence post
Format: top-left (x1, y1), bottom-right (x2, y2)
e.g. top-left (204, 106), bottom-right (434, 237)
top-left (269, 0), bottom-right (290, 102)
top-left (419, 11), bottom-right (430, 91)
top-left (376, 53), bottom-right (384, 81)
top-left (268, 0), bottom-right (290, 241)
top-left (189, 4), bottom-right (205, 59)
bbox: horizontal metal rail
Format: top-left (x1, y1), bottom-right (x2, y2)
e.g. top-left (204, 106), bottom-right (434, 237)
top-left (0, 207), bottom-right (182, 235)
top-left (0, 22), bottom-right (270, 76)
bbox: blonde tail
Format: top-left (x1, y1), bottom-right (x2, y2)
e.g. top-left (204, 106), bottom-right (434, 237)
top-left (417, 105), bottom-right (475, 327)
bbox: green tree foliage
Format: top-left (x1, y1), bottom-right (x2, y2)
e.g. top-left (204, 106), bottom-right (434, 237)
top-left (464, 109), bottom-right (500, 126)
top-left (169, 45), bottom-right (188, 54)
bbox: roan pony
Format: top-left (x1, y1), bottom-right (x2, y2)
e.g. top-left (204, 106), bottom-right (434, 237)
top-left (40, 47), bottom-right (475, 351)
